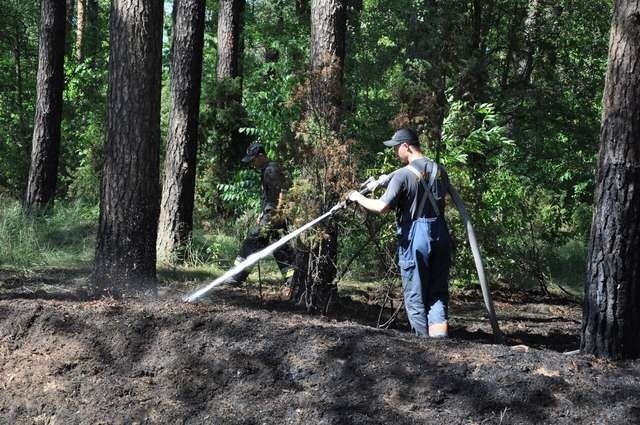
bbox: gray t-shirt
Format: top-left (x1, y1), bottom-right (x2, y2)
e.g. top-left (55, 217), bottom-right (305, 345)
top-left (379, 157), bottom-right (449, 227)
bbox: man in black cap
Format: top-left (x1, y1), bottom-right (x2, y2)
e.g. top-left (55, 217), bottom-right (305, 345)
top-left (347, 128), bottom-right (452, 338)
top-left (224, 143), bottom-right (295, 286)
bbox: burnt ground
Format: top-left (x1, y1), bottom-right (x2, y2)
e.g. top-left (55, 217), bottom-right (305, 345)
top-left (1, 268), bottom-right (639, 425)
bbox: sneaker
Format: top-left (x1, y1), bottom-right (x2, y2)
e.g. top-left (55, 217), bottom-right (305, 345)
top-left (428, 322), bottom-right (448, 338)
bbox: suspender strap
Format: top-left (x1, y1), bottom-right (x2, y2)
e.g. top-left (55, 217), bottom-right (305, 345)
top-left (406, 162), bottom-right (440, 219)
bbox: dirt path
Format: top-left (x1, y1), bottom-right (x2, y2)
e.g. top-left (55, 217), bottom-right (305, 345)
top-left (0, 270), bottom-right (639, 424)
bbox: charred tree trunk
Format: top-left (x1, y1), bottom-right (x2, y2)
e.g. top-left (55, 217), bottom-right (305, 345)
top-left (94, 0), bottom-right (164, 294)
top-left (157, 0), bottom-right (206, 263)
top-left (290, 0), bottom-right (346, 313)
top-left (215, 0), bottom-right (245, 181)
top-left (581, 0), bottom-right (640, 360)
top-left (24, 0), bottom-right (66, 212)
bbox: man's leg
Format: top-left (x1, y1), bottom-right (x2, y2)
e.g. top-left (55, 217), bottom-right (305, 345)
top-left (400, 256), bottom-right (428, 336)
top-left (227, 228), bottom-right (268, 285)
top-left (426, 219), bottom-right (451, 338)
top-left (273, 244), bottom-right (295, 280)
top-left (399, 220), bottom-right (431, 336)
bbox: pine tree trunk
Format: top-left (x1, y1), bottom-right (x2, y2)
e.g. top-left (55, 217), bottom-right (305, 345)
top-left (309, 0), bottom-right (345, 133)
top-left (215, 0), bottom-right (245, 181)
top-left (24, 0), bottom-right (66, 212)
top-left (94, 0), bottom-right (164, 295)
top-left (216, 0), bottom-right (243, 79)
top-left (581, 0), bottom-right (640, 359)
top-left (290, 0), bottom-right (346, 313)
top-left (157, 0), bottom-right (206, 263)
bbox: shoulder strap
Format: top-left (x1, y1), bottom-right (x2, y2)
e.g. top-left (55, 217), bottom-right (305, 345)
top-left (405, 162), bottom-right (441, 219)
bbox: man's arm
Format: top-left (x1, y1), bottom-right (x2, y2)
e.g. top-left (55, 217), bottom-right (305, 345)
top-left (348, 191), bottom-right (390, 214)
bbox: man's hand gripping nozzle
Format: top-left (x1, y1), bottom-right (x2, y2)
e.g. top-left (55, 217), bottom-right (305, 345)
top-left (340, 173), bottom-right (393, 211)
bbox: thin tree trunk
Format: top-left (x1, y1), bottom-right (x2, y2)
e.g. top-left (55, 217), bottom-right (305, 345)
top-left (65, 0), bottom-right (74, 55)
top-left (500, 2), bottom-right (523, 90)
top-left (216, 0), bottom-right (243, 79)
top-left (517, 0), bottom-right (541, 86)
top-left (75, 0), bottom-right (99, 61)
top-left (215, 0), bottom-right (246, 181)
top-left (24, 0), bottom-right (66, 212)
top-left (157, 0), bottom-right (206, 263)
top-left (75, 0), bottom-right (86, 61)
top-left (581, 0), bottom-right (640, 359)
top-left (85, 0), bottom-right (99, 59)
top-left (14, 22), bottom-right (27, 151)
top-left (458, 0), bottom-right (494, 103)
top-left (94, 0), bottom-right (164, 294)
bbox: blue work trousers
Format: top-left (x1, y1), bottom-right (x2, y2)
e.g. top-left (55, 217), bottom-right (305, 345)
top-left (398, 217), bottom-right (451, 336)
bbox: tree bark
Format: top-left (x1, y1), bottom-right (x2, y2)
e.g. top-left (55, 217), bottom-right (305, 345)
top-left (581, 0), bottom-right (640, 359)
top-left (157, 0), bottom-right (206, 263)
top-left (289, 0), bottom-right (347, 313)
top-left (65, 0), bottom-right (74, 55)
top-left (94, 0), bottom-right (164, 294)
top-left (215, 0), bottom-right (246, 181)
top-left (24, 0), bottom-right (66, 212)
top-left (75, 0), bottom-right (85, 61)
top-left (75, 0), bottom-right (99, 61)
top-left (309, 0), bottom-right (346, 133)
top-left (216, 0), bottom-right (243, 79)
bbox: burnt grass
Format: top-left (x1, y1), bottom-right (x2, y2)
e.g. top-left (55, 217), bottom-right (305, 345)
top-left (1, 269), bottom-right (639, 425)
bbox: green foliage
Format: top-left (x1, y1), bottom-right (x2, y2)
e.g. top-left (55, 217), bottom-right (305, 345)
top-left (215, 168), bottom-right (261, 213)
top-left (440, 99), bottom-right (515, 167)
top-left (0, 0), bottom-right (610, 293)
top-left (0, 0), bottom-right (39, 195)
top-left (61, 59), bottom-right (108, 203)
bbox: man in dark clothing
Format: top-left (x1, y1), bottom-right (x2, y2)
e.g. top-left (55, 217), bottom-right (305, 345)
top-left (224, 143), bottom-right (295, 286)
top-left (347, 128), bottom-right (452, 337)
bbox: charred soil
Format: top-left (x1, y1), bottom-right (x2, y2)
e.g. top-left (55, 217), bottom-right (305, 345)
top-left (1, 269), bottom-right (639, 425)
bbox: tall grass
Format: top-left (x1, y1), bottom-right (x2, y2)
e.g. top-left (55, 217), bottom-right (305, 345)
top-left (0, 195), bottom-right (97, 268)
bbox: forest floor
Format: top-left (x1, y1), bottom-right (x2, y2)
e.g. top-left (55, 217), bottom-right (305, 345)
top-left (0, 267), bottom-right (639, 425)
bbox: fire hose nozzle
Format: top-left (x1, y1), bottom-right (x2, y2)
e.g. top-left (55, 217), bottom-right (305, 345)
top-left (360, 174), bottom-right (392, 194)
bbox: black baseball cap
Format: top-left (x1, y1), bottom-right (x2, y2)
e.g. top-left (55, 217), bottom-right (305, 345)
top-left (241, 143), bottom-right (266, 162)
top-left (383, 128), bottom-right (420, 147)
